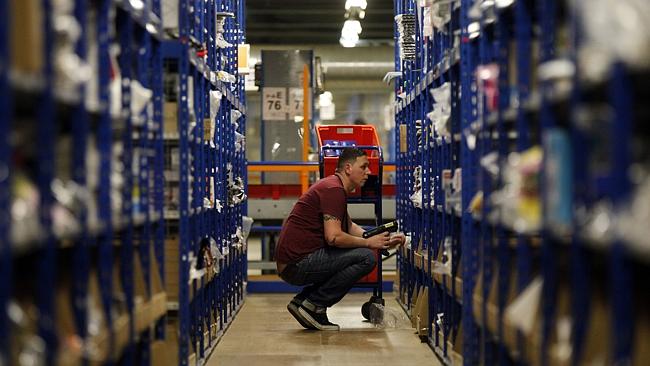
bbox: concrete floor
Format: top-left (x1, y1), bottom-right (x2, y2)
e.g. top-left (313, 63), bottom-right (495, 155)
top-left (207, 293), bottom-right (441, 366)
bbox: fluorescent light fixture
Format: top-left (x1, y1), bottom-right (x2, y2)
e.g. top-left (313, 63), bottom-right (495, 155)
top-left (129, 0), bottom-right (145, 10)
top-left (495, 0), bottom-right (515, 8)
top-left (340, 37), bottom-right (357, 48)
top-left (342, 20), bottom-right (362, 35)
top-left (340, 19), bottom-right (361, 47)
top-left (319, 91), bottom-right (333, 107)
top-left (345, 0), bottom-right (367, 10)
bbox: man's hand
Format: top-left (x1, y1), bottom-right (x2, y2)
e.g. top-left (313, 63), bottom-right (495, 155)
top-left (387, 232), bottom-right (406, 248)
top-left (365, 232), bottom-right (390, 250)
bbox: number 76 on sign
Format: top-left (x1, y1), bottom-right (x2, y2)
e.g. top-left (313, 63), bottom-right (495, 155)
top-left (262, 87), bottom-right (288, 121)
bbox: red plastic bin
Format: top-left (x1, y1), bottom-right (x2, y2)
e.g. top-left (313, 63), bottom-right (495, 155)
top-left (316, 125), bottom-right (382, 198)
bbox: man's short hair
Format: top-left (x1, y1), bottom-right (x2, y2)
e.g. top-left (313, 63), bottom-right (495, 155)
top-left (336, 148), bottom-right (367, 171)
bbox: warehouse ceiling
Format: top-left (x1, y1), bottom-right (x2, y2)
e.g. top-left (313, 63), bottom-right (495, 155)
top-left (246, 0), bottom-right (395, 45)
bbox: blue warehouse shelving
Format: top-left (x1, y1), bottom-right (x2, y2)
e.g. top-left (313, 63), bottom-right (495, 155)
top-left (0, 0), bottom-right (247, 365)
top-left (393, 0), bottom-right (650, 365)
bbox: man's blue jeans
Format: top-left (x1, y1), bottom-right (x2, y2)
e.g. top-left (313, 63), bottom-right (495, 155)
top-left (279, 247), bottom-right (377, 309)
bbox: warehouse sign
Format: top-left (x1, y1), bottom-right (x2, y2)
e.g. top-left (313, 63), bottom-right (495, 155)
top-left (288, 88), bottom-right (304, 119)
top-left (262, 87), bottom-right (288, 120)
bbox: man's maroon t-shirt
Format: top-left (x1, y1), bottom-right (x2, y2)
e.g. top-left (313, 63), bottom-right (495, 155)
top-left (275, 174), bottom-right (349, 264)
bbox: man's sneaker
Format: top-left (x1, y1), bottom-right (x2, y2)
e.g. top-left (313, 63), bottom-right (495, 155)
top-left (287, 298), bottom-right (316, 330)
top-left (298, 305), bottom-right (340, 331)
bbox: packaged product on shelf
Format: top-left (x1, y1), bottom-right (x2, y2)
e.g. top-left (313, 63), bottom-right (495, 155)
top-left (228, 177), bottom-right (247, 206)
top-left (410, 166), bottom-right (423, 208)
top-left (215, 12), bottom-right (235, 49)
top-left (242, 216), bottom-right (254, 241)
top-left (232, 229), bottom-right (244, 250)
top-left (504, 276), bottom-right (543, 338)
top-left (110, 142), bottom-right (125, 216)
top-left (209, 237), bottom-right (224, 274)
top-left (431, 0), bottom-right (452, 30)
top-left (109, 45), bottom-right (123, 118)
top-left (428, 82), bottom-right (452, 138)
top-left (216, 70), bottom-right (237, 84)
top-left (442, 169), bottom-right (452, 211)
top-left (538, 59), bottom-right (575, 101)
top-left (491, 146), bottom-right (543, 233)
top-left (51, 179), bottom-right (89, 238)
top-left (53, 0), bottom-right (91, 101)
top-left (480, 151), bottom-right (499, 178)
top-left (431, 236), bottom-right (452, 275)
top-left (221, 239), bottom-right (230, 257)
top-left (415, 119), bottom-right (423, 146)
top-left (162, 0), bottom-right (179, 30)
top-left (209, 90), bottom-right (223, 121)
top-left (231, 109), bottom-right (243, 126)
top-left (616, 173), bottom-right (650, 256)
top-left (235, 132), bottom-right (246, 152)
top-left (187, 76), bottom-right (195, 122)
top-left (187, 251), bottom-right (205, 282)
top-left (130, 80), bottom-right (153, 125)
top-left (418, 0), bottom-right (434, 38)
top-left (10, 173), bottom-right (43, 248)
top-left (476, 64), bottom-right (499, 113)
top-left (575, 0), bottom-right (650, 81)
top-left (202, 197), bottom-right (212, 209)
top-left (395, 14), bottom-right (416, 61)
top-left (543, 129), bottom-right (573, 235)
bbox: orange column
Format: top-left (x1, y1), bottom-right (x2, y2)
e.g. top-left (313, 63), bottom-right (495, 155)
top-left (301, 64), bottom-right (310, 194)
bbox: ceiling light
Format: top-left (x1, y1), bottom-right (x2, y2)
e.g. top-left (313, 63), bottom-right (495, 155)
top-left (495, 0), bottom-right (515, 8)
top-left (341, 30), bottom-right (359, 43)
top-left (345, 0), bottom-right (367, 10)
top-left (342, 20), bottom-right (362, 35)
top-left (319, 91), bottom-right (333, 107)
top-left (340, 37), bottom-right (358, 48)
top-left (129, 0), bottom-right (145, 10)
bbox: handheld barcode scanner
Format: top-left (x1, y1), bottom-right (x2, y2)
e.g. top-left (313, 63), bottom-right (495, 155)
top-left (363, 221), bottom-right (399, 256)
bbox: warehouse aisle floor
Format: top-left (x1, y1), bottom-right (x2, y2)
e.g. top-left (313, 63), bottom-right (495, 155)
top-left (207, 293), bottom-right (441, 366)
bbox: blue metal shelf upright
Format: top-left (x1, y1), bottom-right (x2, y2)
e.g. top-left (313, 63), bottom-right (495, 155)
top-left (1, 0), bottom-right (246, 365)
top-left (394, 0), bottom-right (650, 365)
top-left (160, 0), bottom-right (248, 365)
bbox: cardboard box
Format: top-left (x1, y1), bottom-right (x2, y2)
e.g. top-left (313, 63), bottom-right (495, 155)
top-left (164, 102), bottom-right (178, 134)
top-left (415, 286), bottom-right (429, 337)
top-left (400, 124), bottom-right (408, 153)
top-left (238, 44), bottom-right (250, 70)
top-left (411, 286), bottom-right (421, 327)
top-left (11, 0), bottom-right (43, 75)
top-left (633, 296), bottom-right (650, 365)
top-left (55, 277), bottom-right (83, 366)
top-left (150, 249), bottom-right (168, 322)
top-left (578, 286), bottom-right (611, 365)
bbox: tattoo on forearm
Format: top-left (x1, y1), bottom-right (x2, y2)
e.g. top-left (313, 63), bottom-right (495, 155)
top-left (323, 214), bottom-right (340, 222)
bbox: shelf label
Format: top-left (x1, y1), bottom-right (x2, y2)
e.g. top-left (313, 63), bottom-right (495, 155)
top-left (262, 87), bottom-right (288, 120)
top-left (288, 87), bottom-right (309, 120)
